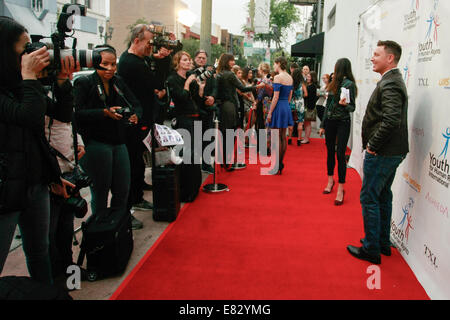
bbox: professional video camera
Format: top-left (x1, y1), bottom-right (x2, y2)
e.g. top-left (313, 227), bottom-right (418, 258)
top-left (149, 25), bottom-right (181, 52)
top-left (24, 4), bottom-right (103, 77)
top-left (61, 166), bottom-right (92, 219)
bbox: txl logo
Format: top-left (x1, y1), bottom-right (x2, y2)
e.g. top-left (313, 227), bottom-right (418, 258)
top-left (418, 78), bottom-right (429, 87)
top-left (424, 244), bottom-right (438, 269)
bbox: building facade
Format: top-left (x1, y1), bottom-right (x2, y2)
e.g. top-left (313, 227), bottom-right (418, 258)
top-left (57, 0), bottom-right (108, 50)
top-left (0, 0), bottom-right (107, 50)
top-left (109, 0), bottom-right (188, 56)
top-left (1, 0), bottom-right (58, 37)
top-left (321, 0), bottom-right (376, 76)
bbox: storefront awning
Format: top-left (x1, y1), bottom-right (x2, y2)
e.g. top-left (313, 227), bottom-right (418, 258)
top-left (291, 32), bottom-right (324, 57)
top-left (4, 2), bottom-right (55, 37)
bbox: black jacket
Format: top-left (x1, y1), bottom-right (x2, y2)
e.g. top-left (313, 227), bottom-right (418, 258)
top-left (304, 83), bottom-right (318, 110)
top-left (362, 68), bottom-right (409, 156)
top-left (191, 64), bottom-right (218, 116)
top-left (74, 72), bottom-right (142, 145)
top-left (167, 72), bottom-right (202, 117)
top-left (216, 70), bottom-right (255, 108)
top-left (321, 78), bottom-right (356, 129)
top-left (0, 80), bottom-right (68, 214)
top-left (117, 51), bottom-right (156, 127)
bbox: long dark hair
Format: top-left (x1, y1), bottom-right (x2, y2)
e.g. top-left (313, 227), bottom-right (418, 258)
top-left (217, 53), bottom-right (234, 73)
top-left (0, 17), bottom-right (27, 90)
top-left (307, 71), bottom-right (319, 87)
top-left (292, 69), bottom-right (304, 91)
top-left (328, 58), bottom-right (358, 96)
top-left (242, 67), bottom-right (252, 82)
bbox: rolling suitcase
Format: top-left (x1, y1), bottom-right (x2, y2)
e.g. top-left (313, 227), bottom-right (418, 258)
top-left (153, 165), bottom-right (181, 222)
top-left (179, 163), bottom-right (202, 203)
top-left (77, 208), bottom-right (133, 282)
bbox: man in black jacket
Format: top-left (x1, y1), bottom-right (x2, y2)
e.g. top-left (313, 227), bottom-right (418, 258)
top-left (117, 24), bottom-right (158, 229)
top-left (347, 40), bottom-right (409, 265)
top-left (193, 50), bottom-right (217, 174)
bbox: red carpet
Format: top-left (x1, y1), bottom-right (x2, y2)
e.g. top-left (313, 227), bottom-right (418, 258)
top-left (111, 138), bottom-right (429, 300)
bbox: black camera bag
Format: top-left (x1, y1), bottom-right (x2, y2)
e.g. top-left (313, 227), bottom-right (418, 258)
top-left (76, 208), bottom-right (133, 282)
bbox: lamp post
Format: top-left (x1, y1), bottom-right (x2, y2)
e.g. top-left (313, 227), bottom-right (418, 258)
top-left (99, 25), bottom-right (114, 44)
top-left (200, 0), bottom-right (212, 64)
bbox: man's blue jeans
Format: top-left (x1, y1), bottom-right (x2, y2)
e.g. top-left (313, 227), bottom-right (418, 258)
top-left (360, 152), bottom-right (405, 256)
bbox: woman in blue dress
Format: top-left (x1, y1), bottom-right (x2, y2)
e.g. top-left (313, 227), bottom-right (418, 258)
top-left (267, 57), bottom-right (294, 175)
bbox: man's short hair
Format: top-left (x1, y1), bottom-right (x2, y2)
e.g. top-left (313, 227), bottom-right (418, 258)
top-left (194, 50), bottom-right (208, 58)
top-left (130, 24), bottom-right (151, 43)
top-left (377, 40), bottom-right (402, 63)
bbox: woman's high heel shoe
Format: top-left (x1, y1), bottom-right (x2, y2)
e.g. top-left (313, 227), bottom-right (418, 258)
top-left (334, 190), bottom-right (345, 206)
top-left (323, 181), bottom-right (335, 194)
top-left (268, 163), bottom-right (283, 175)
top-left (279, 163), bottom-right (284, 175)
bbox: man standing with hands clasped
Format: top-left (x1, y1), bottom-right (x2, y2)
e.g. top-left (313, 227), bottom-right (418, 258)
top-left (347, 40), bottom-right (409, 265)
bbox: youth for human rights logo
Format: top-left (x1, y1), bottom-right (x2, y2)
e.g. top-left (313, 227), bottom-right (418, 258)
top-left (439, 127), bottom-right (450, 159)
top-left (418, 1), bottom-right (441, 63)
top-left (391, 197), bottom-right (415, 254)
top-left (398, 197), bottom-right (415, 243)
top-left (404, 0), bottom-right (420, 31)
top-left (403, 52), bottom-right (413, 87)
top-left (428, 127), bottom-right (450, 189)
top-left (425, 13), bottom-right (440, 43)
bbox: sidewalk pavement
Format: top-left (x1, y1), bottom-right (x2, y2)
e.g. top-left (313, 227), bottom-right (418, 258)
top-left (2, 124), bottom-right (324, 300)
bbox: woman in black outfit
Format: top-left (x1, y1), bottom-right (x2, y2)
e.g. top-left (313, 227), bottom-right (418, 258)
top-left (216, 54), bottom-right (263, 169)
top-left (0, 17), bottom-right (74, 284)
top-left (319, 58), bottom-right (357, 206)
top-left (74, 45), bottom-right (141, 218)
top-left (302, 71), bottom-right (319, 144)
top-left (167, 51), bottom-right (203, 202)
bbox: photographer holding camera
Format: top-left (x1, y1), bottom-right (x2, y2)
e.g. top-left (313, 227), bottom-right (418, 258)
top-left (149, 31), bottom-right (183, 125)
top-left (192, 50), bottom-right (217, 174)
top-left (117, 24), bottom-right (163, 229)
top-left (74, 45), bottom-right (142, 223)
top-left (118, 24), bottom-right (176, 229)
top-left (29, 39), bottom-right (88, 283)
top-left (0, 16), bottom-right (75, 285)
top-left (167, 51), bottom-right (204, 202)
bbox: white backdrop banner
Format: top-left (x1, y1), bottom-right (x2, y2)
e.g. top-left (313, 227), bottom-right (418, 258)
top-left (349, 0), bottom-right (450, 299)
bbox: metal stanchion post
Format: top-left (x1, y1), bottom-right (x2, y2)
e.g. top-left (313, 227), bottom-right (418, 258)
top-left (203, 111), bottom-right (229, 193)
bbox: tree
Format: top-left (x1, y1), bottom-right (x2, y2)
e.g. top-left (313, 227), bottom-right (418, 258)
top-left (181, 38), bottom-right (200, 58)
top-left (211, 43), bottom-right (226, 64)
top-left (125, 18), bottom-right (150, 45)
top-left (246, 0), bottom-right (300, 51)
top-left (181, 39), bottom-right (227, 66)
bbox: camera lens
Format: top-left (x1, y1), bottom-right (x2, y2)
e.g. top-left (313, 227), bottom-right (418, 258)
top-left (59, 49), bottom-right (102, 69)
